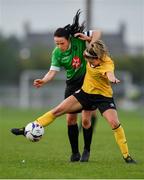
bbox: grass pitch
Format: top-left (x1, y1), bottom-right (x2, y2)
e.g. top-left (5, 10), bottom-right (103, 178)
top-left (0, 107), bottom-right (144, 179)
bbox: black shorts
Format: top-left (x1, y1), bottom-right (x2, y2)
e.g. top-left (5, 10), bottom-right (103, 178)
top-left (73, 89), bottom-right (116, 114)
top-left (64, 74), bottom-right (85, 98)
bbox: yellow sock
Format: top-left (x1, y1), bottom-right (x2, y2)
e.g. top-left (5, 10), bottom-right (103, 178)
top-left (113, 125), bottom-right (129, 158)
top-left (35, 111), bottom-right (55, 127)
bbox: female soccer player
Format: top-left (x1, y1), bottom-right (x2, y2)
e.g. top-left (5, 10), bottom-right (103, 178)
top-left (12, 10), bottom-right (101, 162)
top-left (11, 40), bottom-right (136, 163)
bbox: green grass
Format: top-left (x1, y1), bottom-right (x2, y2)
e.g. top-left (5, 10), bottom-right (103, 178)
top-left (0, 107), bottom-right (144, 179)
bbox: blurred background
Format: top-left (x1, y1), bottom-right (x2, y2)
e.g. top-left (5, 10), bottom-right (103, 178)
top-left (0, 0), bottom-right (144, 110)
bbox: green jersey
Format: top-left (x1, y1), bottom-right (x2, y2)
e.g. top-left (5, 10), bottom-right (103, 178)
top-left (50, 37), bottom-right (87, 80)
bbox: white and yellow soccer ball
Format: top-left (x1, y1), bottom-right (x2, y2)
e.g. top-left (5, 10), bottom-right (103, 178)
top-left (24, 122), bottom-right (44, 142)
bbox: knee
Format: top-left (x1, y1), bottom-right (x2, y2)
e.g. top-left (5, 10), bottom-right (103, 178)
top-left (110, 119), bottom-right (120, 129)
top-left (52, 107), bottom-right (64, 117)
top-left (82, 118), bottom-right (91, 129)
top-left (67, 116), bottom-right (77, 125)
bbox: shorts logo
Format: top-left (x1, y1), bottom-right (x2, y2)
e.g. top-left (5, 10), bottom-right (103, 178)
top-left (72, 56), bottom-right (81, 69)
top-left (110, 103), bottom-right (115, 107)
top-left (75, 89), bottom-right (80, 93)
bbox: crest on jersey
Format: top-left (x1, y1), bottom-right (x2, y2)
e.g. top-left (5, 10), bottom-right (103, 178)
top-left (72, 56), bottom-right (81, 69)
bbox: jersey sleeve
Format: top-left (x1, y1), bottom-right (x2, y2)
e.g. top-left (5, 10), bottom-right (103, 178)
top-left (50, 49), bottom-right (61, 71)
top-left (100, 56), bottom-right (114, 75)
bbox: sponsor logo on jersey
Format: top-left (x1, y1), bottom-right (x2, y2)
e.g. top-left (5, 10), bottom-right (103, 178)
top-left (62, 56), bottom-right (70, 60)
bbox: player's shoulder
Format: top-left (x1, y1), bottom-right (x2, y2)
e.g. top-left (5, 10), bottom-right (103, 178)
top-left (71, 36), bottom-right (81, 42)
top-left (105, 55), bottom-right (113, 63)
top-left (71, 36), bottom-right (85, 46)
top-left (52, 47), bottom-right (61, 56)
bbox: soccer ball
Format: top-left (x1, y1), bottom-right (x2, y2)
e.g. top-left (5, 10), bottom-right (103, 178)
top-left (24, 122), bottom-right (44, 142)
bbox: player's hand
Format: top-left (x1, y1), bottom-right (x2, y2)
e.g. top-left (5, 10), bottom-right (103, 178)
top-left (33, 79), bottom-right (45, 88)
top-left (74, 33), bottom-right (91, 42)
top-left (106, 72), bottom-right (120, 84)
top-left (108, 75), bottom-right (120, 84)
top-left (110, 78), bottom-right (120, 84)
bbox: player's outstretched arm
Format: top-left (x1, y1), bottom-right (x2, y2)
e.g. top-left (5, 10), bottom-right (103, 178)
top-left (106, 71), bottom-right (120, 84)
top-left (33, 70), bottom-right (57, 88)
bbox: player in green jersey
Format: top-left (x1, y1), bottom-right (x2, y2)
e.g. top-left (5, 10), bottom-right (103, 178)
top-left (11, 10), bottom-right (101, 162)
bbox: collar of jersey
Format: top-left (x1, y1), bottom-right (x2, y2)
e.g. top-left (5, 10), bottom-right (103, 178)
top-left (60, 42), bottom-right (71, 56)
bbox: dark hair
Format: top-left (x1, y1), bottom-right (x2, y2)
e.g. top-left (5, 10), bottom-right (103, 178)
top-left (54, 28), bottom-right (70, 40)
top-left (54, 9), bottom-right (85, 40)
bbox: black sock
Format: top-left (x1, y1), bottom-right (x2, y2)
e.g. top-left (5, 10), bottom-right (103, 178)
top-left (83, 126), bottom-right (93, 152)
top-left (68, 124), bottom-right (79, 154)
top-left (91, 115), bottom-right (97, 131)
